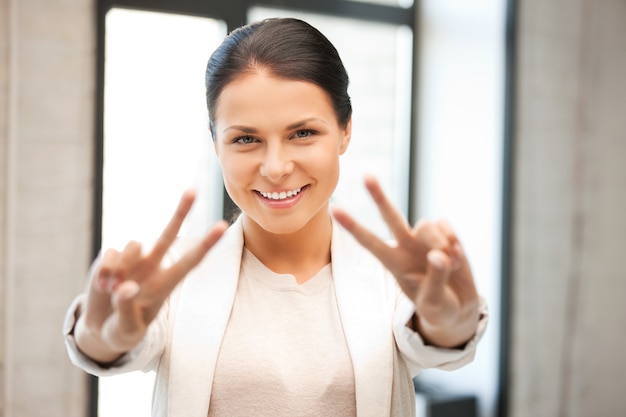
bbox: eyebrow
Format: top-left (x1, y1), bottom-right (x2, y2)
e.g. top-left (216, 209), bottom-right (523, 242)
top-left (222, 125), bottom-right (258, 134)
top-left (222, 117), bottom-right (326, 134)
top-left (287, 118), bottom-right (326, 130)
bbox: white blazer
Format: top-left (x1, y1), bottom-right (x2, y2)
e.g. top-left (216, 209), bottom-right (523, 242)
top-left (65, 217), bottom-right (488, 417)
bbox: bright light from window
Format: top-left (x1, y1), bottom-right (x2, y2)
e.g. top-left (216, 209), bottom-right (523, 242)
top-left (100, 8), bottom-right (226, 417)
top-left (414, 1), bottom-right (506, 417)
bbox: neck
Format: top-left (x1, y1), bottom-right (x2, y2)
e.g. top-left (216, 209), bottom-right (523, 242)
top-left (242, 210), bottom-right (332, 283)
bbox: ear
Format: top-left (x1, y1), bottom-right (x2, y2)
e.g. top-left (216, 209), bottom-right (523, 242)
top-left (339, 117), bottom-right (352, 155)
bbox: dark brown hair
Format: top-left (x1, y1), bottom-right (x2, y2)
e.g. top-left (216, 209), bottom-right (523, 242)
top-left (205, 18), bottom-right (352, 139)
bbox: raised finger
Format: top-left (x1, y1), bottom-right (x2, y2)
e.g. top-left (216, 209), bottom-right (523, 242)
top-left (160, 220), bottom-right (229, 296)
top-left (147, 189), bottom-right (196, 266)
top-left (363, 175), bottom-right (412, 244)
top-left (331, 206), bottom-right (394, 262)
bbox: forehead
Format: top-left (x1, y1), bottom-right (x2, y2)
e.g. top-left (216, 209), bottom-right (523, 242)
top-left (213, 72), bottom-right (336, 128)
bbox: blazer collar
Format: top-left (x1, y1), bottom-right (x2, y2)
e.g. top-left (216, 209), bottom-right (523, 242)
top-left (331, 218), bottom-right (394, 417)
top-left (168, 218), bottom-right (244, 416)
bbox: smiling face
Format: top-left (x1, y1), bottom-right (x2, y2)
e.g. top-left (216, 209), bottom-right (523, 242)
top-left (212, 71), bottom-right (352, 236)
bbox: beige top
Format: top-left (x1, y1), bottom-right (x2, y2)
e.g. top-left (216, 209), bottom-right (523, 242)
top-left (207, 248), bottom-right (357, 417)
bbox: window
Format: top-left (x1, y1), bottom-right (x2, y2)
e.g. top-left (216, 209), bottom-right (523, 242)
top-left (102, 9), bottom-right (226, 245)
top-left (412, 2), bottom-right (507, 417)
top-left (92, 2), bottom-right (510, 417)
top-left (99, 9), bottom-right (226, 417)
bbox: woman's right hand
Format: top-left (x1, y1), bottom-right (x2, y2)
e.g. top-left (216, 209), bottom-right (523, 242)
top-left (73, 189), bottom-right (229, 364)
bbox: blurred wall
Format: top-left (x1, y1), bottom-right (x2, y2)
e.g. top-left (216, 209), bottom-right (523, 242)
top-left (0, 0), bottom-right (95, 416)
top-left (511, 0), bottom-right (626, 416)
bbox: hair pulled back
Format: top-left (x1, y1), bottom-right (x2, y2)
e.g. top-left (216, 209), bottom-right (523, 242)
top-left (205, 18), bottom-right (352, 138)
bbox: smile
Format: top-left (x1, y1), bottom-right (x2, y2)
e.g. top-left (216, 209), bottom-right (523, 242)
top-left (258, 187), bottom-right (303, 200)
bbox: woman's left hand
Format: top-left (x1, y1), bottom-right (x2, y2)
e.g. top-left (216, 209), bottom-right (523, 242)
top-left (331, 175), bottom-right (480, 348)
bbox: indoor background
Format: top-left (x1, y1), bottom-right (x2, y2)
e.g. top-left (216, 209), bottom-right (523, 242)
top-left (0, 0), bottom-right (625, 416)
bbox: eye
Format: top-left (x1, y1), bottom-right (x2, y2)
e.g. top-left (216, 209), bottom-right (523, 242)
top-left (292, 129), bottom-right (315, 139)
top-left (234, 135), bottom-right (257, 144)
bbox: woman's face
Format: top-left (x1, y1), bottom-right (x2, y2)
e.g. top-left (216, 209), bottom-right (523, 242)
top-left (212, 71), bottom-right (351, 235)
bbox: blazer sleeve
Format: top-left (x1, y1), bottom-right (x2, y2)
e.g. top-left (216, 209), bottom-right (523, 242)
top-left (391, 276), bottom-right (489, 377)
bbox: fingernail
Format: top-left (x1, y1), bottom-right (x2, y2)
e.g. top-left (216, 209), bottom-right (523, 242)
top-left (118, 281), bottom-right (140, 300)
top-left (427, 250), bottom-right (447, 270)
top-left (106, 276), bottom-right (121, 293)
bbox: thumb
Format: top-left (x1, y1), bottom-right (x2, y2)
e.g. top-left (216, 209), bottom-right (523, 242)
top-left (111, 280), bottom-right (144, 335)
top-left (421, 249), bottom-right (451, 304)
top-left (414, 250), bottom-right (456, 329)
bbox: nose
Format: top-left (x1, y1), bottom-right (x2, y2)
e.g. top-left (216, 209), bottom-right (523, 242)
top-left (259, 143), bottom-right (294, 182)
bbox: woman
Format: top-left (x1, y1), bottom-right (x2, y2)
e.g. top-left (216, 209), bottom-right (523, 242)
top-left (64, 17), bottom-right (488, 417)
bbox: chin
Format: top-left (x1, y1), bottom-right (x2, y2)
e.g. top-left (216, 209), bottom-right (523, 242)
top-left (247, 213), bottom-right (313, 236)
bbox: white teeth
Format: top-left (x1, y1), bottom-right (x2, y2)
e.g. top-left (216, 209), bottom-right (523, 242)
top-left (260, 187), bottom-right (302, 200)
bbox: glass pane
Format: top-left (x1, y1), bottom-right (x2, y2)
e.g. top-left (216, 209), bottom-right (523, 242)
top-left (249, 7), bottom-right (413, 239)
top-left (100, 8), bottom-right (227, 417)
top-left (414, 1), bottom-right (506, 417)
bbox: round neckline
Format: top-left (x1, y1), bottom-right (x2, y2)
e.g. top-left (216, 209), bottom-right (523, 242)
top-left (241, 247), bottom-right (332, 294)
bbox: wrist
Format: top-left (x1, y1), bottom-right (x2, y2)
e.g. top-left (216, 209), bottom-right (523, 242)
top-left (73, 315), bottom-right (126, 365)
top-left (415, 319), bottom-right (473, 349)
top-left (413, 305), bottom-right (480, 349)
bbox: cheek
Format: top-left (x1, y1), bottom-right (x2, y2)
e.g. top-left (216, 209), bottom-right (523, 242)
top-left (218, 154), bottom-right (246, 187)
top-left (302, 147), bottom-right (341, 189)
top-left (308, 145), bottom-right (341, 172)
